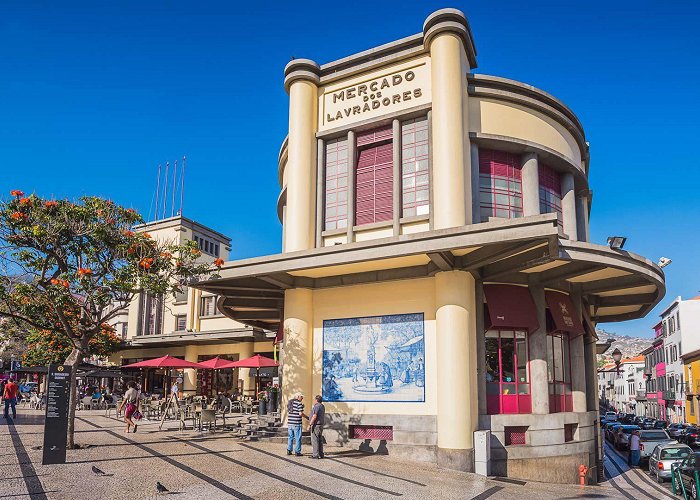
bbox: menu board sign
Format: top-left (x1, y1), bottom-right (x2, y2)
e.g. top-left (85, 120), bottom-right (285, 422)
top-left (42, 364), bottom-right (71, 465)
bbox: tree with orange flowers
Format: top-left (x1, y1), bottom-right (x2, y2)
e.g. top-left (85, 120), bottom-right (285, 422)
top-left (0, 192), bottom-right (217, 448)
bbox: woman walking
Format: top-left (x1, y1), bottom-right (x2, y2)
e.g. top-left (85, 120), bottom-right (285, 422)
top-left (118, 381), bottom-right (140, 433)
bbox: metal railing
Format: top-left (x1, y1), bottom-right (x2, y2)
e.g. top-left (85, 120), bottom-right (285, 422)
top-left (636, 391), bottom-right (647, 400)
top-left (685, 382), bottom-right (700, 395)
top-left (662, 389), bottom-right (676, 400)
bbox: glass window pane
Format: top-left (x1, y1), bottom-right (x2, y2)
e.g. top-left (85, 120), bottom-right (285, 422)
top-left (501, 337), bottom-right (515, 383)
top-left (485, 337), bottom-right (500, 383)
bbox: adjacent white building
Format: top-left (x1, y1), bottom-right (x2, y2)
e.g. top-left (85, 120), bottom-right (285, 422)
top-left (612, 357), bottom-right (645, 414)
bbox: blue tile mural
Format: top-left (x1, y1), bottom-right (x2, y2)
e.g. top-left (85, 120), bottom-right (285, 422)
top-left (322, 313), bottom-right (425, 402)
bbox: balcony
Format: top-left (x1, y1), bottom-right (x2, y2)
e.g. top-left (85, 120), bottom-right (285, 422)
top-left (686, 382), bottom-right (700, 396)
top-left (636, 391), bottom-right (647, 400)
top-left (663, 390), bottom-right (676, 401)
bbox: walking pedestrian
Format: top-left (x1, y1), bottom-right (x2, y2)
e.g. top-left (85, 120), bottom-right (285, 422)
top-left (629, 430), bottom-right (641, 467)
top-left (307, 395), bottom-right (325, 459)
top-left (118, 381), bottom-right (140, 433)
top-left (3, 378), bottom-right (19, 419)
top-left (286, 392), bottom-right (308, 456)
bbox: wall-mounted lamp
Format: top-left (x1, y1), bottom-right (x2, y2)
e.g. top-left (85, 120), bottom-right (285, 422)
top-left (607, 236), bottom-right (627, 250)
top-left (612, 348), bottom-right (622, 374)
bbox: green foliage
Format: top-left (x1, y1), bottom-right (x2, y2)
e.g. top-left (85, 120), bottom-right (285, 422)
top-left (23, 324), bottom-right (122, 367)
top-left (0, 191), bottom-right (218, 356)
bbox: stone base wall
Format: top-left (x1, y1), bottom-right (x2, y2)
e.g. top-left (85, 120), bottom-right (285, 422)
top-left (479, 410), bottom-right (598, 484)
top-left (323, 413), bottom-right (437, 462)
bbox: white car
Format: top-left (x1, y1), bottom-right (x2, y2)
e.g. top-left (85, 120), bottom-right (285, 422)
top-left (605, 411), bottom-right (618, 421)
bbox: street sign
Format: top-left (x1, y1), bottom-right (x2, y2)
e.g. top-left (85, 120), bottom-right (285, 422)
top-left (42, 364), bottom-right (71, 465)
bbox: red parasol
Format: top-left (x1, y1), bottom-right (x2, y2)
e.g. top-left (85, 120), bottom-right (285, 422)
top-left (122, 355), bottom-right (204, 369)
top-left (229, 354), bottom-right (279, 368)
top-left (230, 355), bottom-right (279, 396)
top-left (198, 356), bottom-right (238, 370)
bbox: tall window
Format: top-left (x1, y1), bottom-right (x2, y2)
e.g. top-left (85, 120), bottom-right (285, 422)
top-left (485, 330), bottom-right (531, 414)
top-left (355, 126), bottom-right (393, 225)
top-left (200, 295), bottom-right (217, 317)
top-left (401, 117), bottom-right (429, 217)
top-left (538, 163), bottom-right (562, 226)
top-left (547, 332), bottom-right (572, 413)
top-left (479, 149), bottom-right (523, 222)
top-left (138, 293), bottom-right (163, 336)
top-left (175, 315), bottom-right (187, 331)
top-left (324, 137), bottom-right (349, 230)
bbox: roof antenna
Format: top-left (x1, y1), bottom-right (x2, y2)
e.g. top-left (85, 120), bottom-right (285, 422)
top-left (153, 164), bottom-right (162, 222)
top-left (171, 159), bottom-right (178, 218)
top-left (179, 156), bottom-right (186, 216)
top-left (162, 161), bottom-right (170, 219)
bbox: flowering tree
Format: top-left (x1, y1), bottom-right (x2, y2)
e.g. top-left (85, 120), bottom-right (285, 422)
top-left (0, 191), bottom-right (220, 448)
top-left (22, 324), bottom-right (121, 367)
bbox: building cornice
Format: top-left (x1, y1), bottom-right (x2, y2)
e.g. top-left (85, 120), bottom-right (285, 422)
top-left (284, 58), bottom-right (321, 94)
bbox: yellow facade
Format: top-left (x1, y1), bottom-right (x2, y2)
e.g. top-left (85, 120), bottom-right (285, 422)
top-left (685, 357), bottom-right (700, 425)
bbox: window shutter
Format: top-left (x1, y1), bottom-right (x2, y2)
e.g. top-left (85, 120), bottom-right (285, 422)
top-left (356, 141), bottom-right (393, 225)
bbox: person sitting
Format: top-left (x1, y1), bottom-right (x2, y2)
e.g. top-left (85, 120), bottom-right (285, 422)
top-left (91, 388), bottom-right (101, 401)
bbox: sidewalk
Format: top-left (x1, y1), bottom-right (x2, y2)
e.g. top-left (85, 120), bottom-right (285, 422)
top-left (2, 409), bottom-right (638, 499)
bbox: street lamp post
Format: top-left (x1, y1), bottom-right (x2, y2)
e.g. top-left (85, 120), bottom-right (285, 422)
top-left (612, 348), bottom-right (622, 374)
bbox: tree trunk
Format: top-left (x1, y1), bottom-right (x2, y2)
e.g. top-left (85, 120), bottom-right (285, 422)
top-left (64, 346), bottom-right (83, 449)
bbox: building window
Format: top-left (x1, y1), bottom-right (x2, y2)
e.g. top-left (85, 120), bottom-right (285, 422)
top-left (564, 423), bottom-right (577, 442)
top-left (324, 137), bottom-right (349, 230)
top-left (485, 330), bottom-right (531, 414)
top-left (173, 286), bottom-right (188, 303)
top-left (478, 149), bottom-right (523, 222)
top-left (138, 293), bottom-right (163, 336)
top-left (193, 234), bottom-right (221, 257)
top-left (120, 323), bottom-right (128, 339)
top-left (175, 315), bottom-right (187, 331)
top-left (355, 126), bottom-right (393, 226)
top-left (401, 117), bottom-right (429, 217)
top-left (538, 163), bottom-right (562, 226)
top-left (547, 332), bottom-right (572, 413)
top-left (200, 295), bottom-right (217, 317)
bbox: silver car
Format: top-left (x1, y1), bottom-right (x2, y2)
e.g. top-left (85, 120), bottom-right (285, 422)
top-left (648, 443), bottom-right (692, 482)
top-left (639, 429), bottom-right (677, 462)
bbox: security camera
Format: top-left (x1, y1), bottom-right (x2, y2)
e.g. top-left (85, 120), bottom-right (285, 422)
top-left (658, 257), bottom-right (672, 268)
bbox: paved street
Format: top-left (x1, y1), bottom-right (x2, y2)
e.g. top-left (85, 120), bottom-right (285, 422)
top-left (603, 438), bottom-right (678, 499)
top-left (0, 409), bottom-right (679, 499)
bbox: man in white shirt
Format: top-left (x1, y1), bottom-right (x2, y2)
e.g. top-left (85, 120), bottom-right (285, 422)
top-left (628, 430), bottom-right (641, 467)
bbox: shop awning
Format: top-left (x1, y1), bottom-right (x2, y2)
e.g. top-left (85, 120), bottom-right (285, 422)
top-left (545, 290), bottom-right (584, 337)
top-left (483, 284), bottom-right (539, 332)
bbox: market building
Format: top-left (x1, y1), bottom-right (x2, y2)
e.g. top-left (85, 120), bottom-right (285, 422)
top-left (195, 8), bottom-right (665, 483)
top-left (109, 216), bottom-right (276, 397)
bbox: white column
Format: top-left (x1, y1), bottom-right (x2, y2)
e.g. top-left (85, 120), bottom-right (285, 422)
top-left (521, 153), bottom-right (540, 217)
top-left (528, 286), bottom-right (550, 414)
top-left (436, 270), bottom-right (477, 471)
top-left (283, 60), bottom-right (319, 252)
top-left (427, 25), bottom-right (470, 229)
top-left (281, 288), bottom-right (313, 421)
top-left (576, 191), bottom-right (590, 242)
top-left (561, 172), bottom-right (577, 240)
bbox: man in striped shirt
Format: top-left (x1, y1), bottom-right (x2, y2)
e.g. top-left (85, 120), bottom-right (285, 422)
top-left (287, 392), bottom-right (308, 456)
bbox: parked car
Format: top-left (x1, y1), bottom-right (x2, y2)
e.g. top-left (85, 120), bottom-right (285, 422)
top-left (615, 425), bottom-right (641, 450)
top-left (605, 411), bottom-right (618, 422)
top-left (638, 429), bottom-right (676, 463)
top-left (673, 451), bottom-right (700, 498)
top-left (606, 422), bottom-right (623, 442)
top-left (621, 413), bottom-right (636, 424)
top-left (634, 416), bottom-right (645, 426)
top-left (683, 427), bottom-right (700, 447)
top-left (642, 418), bottom-right (656, 430)
top-left (648, 443), bottom-right (692, 483)
top-left (668, 423), bottom-right (689, 439)
top-left (654, 420), bottom-right (669, 429)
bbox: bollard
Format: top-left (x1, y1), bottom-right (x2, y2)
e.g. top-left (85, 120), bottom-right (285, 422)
top-left (578, 464), bottom-right (588, 486)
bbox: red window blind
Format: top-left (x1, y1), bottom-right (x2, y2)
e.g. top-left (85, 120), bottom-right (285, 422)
top-left (355, 132), bottom-right (393, 226)
top-left (504, 426), bottom-right (528, 446)
top-left (349, 425), bottom-right (393, 440)
top-left (357, 125), bottom-right (392, 147)
top-left (539, 163), bottom-right (562, 226)
top-left (478, 149), bottom-right (523, 222)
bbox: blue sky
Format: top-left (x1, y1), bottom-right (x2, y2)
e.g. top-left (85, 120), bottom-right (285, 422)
top-left (1, 1), bottom-right (698, 337)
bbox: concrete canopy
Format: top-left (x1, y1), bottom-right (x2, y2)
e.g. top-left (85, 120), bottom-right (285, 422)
top-left (194, 214), bottom-right (665, 331)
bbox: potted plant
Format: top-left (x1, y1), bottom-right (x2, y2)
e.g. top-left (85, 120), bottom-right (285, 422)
top-left (257, 391), bottom-right (268, 415)
top-left (268, 385), bottom-right (280, 412)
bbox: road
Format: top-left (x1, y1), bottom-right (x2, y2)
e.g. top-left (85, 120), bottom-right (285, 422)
top-left (603, 437), bottom-right (679, 499)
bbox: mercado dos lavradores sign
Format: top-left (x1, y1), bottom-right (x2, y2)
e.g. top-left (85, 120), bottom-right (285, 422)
top-left (320, 60), bottom-right (431, 131)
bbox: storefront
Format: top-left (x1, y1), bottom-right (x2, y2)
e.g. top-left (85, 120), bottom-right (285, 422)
top-left (196, 8), bottom-right (665, 483)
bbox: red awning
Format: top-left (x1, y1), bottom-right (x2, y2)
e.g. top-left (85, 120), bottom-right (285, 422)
top-left (483, 284), bottom-right (539, 332)
top-left (545, 290), bottom-right (584, 337)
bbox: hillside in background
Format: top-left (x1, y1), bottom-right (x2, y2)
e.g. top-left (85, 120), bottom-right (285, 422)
top-left (596, 329), bottom-right (652, 367)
